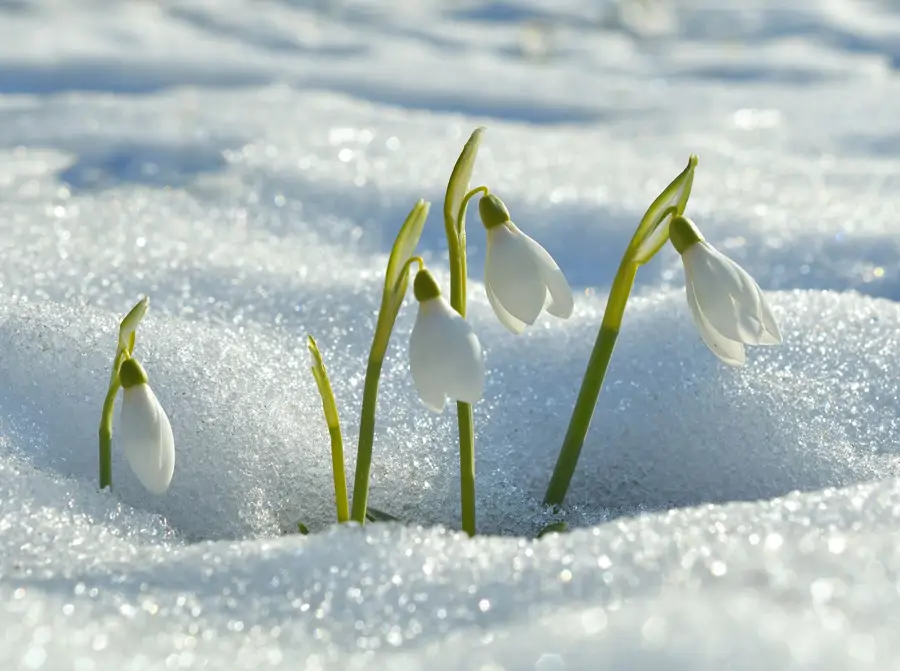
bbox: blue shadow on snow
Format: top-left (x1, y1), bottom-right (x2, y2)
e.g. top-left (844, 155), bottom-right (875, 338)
top-left (57, 141), bottom-right (231, 192)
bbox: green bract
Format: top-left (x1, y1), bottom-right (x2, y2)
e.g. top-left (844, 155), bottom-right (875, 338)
top-left (631, 155), bottom-right (698, 264)
top-left (372, 199), bottom-right (431, 356)
top-left (445, 126), bottom-right (484, 240)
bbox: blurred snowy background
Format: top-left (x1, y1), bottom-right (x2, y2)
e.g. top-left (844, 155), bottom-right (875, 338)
top-left (3, 0), bottom-right (900, 668)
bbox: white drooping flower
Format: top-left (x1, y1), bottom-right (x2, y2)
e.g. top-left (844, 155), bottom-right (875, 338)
top-left (670, 215), bottom-right (782, 367)
top-left (479, 194), bottom-right (574, 334)
top-left (118, 357), bottom-right (175, 494)
top-left (408, 268), bottom-right (485, 413)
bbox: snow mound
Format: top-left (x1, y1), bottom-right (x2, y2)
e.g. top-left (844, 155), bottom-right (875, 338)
top-left (2, 288), bottom-right (898, 540)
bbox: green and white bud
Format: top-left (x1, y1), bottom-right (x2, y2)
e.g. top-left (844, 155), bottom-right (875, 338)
top-left (118, 357), bottom-right (175, 494)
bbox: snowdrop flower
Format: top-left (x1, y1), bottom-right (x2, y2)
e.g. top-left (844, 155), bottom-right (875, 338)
top-left (408, 268), bottom-right (485, 413)
top-left (479, 194), bottom-right (573, 334)
top-left (118, 357), bottom-right (175, 494)
top-left (670, 215), bottom-right (782, 366)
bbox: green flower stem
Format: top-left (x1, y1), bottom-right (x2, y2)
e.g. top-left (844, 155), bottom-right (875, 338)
top-left (543, 258), bottom-right (637, 507)
top-left (445, 186), bottom-right (487, 537)
top-left (456, 402), bottom-right (476, 536)
top-left (350, 354), bottom-right (385, 524)
top-left (455, 186), bottom-right (488, 311)
top-left (542, 155), bottom-right (698, 507)
top-left (98, 378), bottom-right (120, 490)
top-left (99, 347), bottom-right (128, 490)
top-left (348, 201), bottom-right (430, 525)
top-left (349, 258), bottom-right (425, 525)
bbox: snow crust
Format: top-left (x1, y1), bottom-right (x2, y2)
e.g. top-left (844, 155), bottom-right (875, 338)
top-left (3, 0), bottom-right (900, 668)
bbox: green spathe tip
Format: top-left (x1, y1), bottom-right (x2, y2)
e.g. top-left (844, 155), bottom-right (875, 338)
top-left (478, 193), bottom-right (510, 230)
top-left (413, 268), bottom-right (441, 302)
top-left (119, 357), bottom-right (149, 389)
top-left (669, 215), bottom-right (704, 255)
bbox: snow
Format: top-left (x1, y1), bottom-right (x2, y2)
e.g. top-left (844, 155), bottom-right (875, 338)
top-left (2, 0), bottom-right (900, 668)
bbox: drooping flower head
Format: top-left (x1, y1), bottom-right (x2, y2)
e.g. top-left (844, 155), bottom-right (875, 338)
top-left (670, 215), bottom-right (782, 366)
top-left (408, 268), bottom-right (485, 413)
top-left (118, 357), bottom-right (175, 494)
top-left (479, 194), bottom-right (574, 334)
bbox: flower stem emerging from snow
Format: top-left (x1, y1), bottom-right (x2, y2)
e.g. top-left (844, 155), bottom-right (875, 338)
top-left (307, 334), bottom-right (349, 524)
top-left (98, 296), bottom-right (149, 490)
top-left (98, 382), bottom-right (119, 490)
top-left (349, 201), bottom-right (430, 524)
top-left (537, 521), bottom-right (568, 538)
top-left (543, 156), bottom-right (698, 507)
top-left (443, 127), bottom-right (486, 537)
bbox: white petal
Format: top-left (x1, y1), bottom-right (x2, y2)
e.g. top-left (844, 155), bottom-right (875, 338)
top-left (719, 254), bottom-right (776, 344)
top-left (685, 243), bottom-right (765, 344)
top-left (486, 280), bottom-right (527, 334)
top-left (485, 224), bottom-right (546, 330)
top-left (120, 384), bottom-right (175, 494)
top-left (409, 298), bottom-right (485, 412)
top-left (409, 304), bottom-right (449, 413)
top-left (431, 299), bottom-right (484, 402)
top-left (513, 223), bottom-right (574, 319)
top-left (685, 273), bottom-right (745, 367)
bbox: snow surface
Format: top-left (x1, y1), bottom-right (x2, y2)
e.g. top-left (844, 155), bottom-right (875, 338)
top-left (3, 0), bottom-right (900, 668)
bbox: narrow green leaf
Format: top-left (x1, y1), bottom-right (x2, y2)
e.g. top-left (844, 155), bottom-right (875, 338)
top-left (307, 334), bottom-right (349, 524)
top-left (443, 127), bottom-right (485, 235)
top-left (308, 335), bottom-right (340, 429)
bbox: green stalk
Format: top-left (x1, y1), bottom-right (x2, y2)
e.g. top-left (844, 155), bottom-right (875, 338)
top-left (455, 402), bottom-right (476, 536)
top-left (347, 201), bottom-right (430, 524)
top-left (447, 207), bottom-right (476, 536)
top-left (542, 155), bottom-right (698, 507)
top-left (98, 379), bottom-right (120, 490)
top-left (446, 186), bottom-right (487, 537)
top-left (350, 354), bottom-right (385, 524)
top-left (543, 258), bottom-right (636, 506)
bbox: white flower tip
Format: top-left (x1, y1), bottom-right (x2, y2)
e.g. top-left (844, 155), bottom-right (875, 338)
top-left (544, 286), bottom-right (574, 320)
top-left (142, 471), bottom-right (174, 495)
top-left (422, 397), bottom-right (446, 414)
top-left (719, 349), bottom-right (746, 367)
top-left (761, 330), bottom-right (782, 346)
